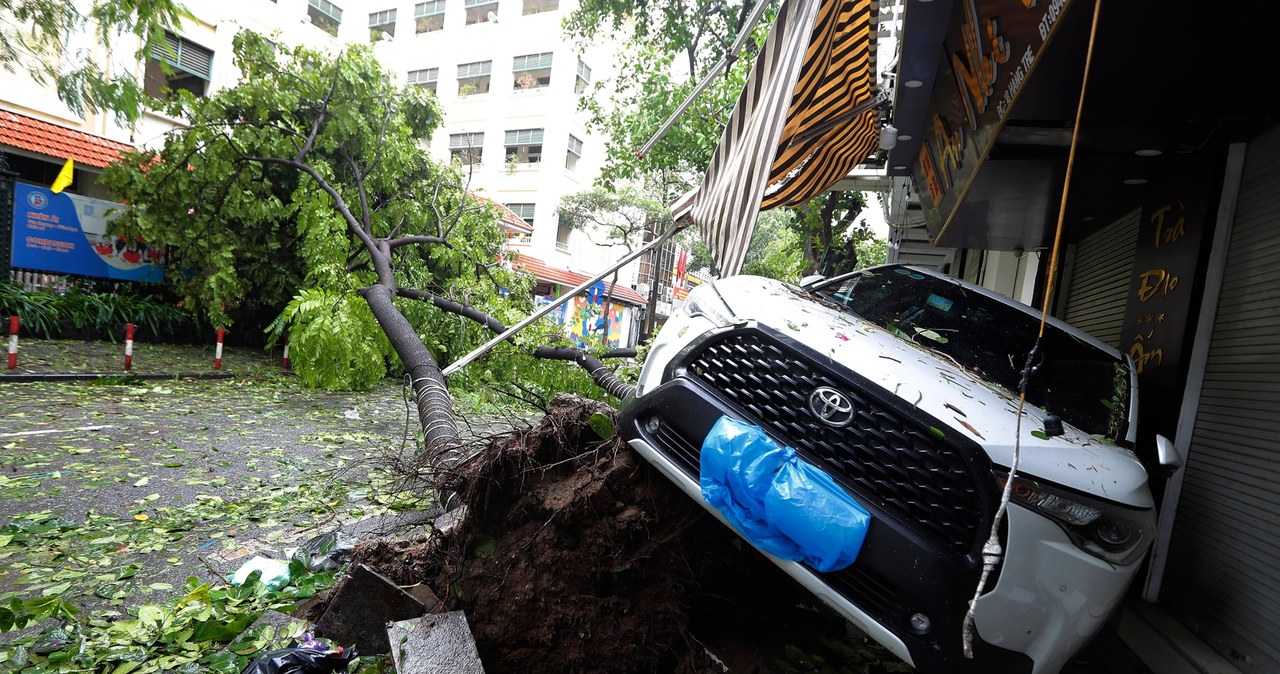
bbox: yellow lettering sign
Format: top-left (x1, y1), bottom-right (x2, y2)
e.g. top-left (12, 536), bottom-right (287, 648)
top-left (1137, 268), bottom-right (1180, 302)
top-left (1150, 201), bottom-right (1188, 248)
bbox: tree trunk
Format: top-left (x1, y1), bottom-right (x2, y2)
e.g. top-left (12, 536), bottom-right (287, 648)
top-left (361, 285), bottom-right (464, 475)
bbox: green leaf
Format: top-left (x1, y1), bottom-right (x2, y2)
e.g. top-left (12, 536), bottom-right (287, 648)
top-left (588, 413), bottom-right (614, 440)
top-left (1030, 430), bottom-right (1051, 440)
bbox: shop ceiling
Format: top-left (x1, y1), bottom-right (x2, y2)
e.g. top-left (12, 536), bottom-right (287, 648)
top-left (887, 0), bottom-right (1277, 251)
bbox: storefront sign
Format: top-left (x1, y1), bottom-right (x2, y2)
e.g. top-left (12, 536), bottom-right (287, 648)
top-left (9, 183), bottom-right (162, 282)
top-left (914, 0), bottom-right (1075, 234)
top-left (1119, 175), bottom-right (1209, 441)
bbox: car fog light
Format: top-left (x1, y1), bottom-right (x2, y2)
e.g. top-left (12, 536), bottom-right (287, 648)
top-left (643, 416), bottom-right (661, 434)
top-left (1096, 519), bottom-right (1132, 546)
top-left (909, 613), bottom-right (931, 634)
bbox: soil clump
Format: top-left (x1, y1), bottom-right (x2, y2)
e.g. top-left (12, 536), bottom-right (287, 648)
top-left (344, 395), bottom-right (904, 673)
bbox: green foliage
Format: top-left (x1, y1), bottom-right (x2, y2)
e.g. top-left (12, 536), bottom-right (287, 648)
top-left (101, 31), bottom-right (446, 331)
top-left (740, 210), bottom-right (806, 282)
top-left (267, 289), bottom-right (394, 391)
top-left (791, 191), bottom-right (873, 277)
top-left (0, 281), bottom-right (57, 338)
top-left (0, 282), bottom-right (198, 341)
top-left (557, 186), bottom-right (672, 242)
top-left (567, 1), bottom-right (776, 191)
top-left (0, 571), bottom-right (333, 673)
top-left (0, 0), bottom-right (190, 121)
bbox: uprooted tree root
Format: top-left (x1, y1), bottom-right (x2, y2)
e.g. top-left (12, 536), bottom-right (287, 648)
top-left (346, 394), bottom-right (908, 673)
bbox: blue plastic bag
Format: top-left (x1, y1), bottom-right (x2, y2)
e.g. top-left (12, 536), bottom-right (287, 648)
top-left (700, 416), bottom-right (870, 572)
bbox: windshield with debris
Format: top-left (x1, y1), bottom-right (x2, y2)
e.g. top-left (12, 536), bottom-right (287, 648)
top-left (811, 266), bottom-right (1129, 440)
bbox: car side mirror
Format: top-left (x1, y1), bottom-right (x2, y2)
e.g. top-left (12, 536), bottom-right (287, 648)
top-left (1156, 434), bottom-right (1183, 469)
top-left (800, 274), bottom-right (825, 289)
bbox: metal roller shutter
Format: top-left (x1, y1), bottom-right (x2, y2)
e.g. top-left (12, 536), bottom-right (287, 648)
top-left (1163, 124), bottom-right (1280, 674)
top-left (1062, 209), bottom-right (1140, 347)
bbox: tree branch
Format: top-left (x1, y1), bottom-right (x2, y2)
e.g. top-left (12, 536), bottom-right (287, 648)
top-left (533, 346), bottom-right (637, 399)
top-left (395, 287), bottom-right (508, 335)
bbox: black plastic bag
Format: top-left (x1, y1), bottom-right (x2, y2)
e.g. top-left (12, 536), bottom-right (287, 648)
top-left (291, 530), bottom-right (356, 573)
top-left (240, 644), bottom-right (357, 674)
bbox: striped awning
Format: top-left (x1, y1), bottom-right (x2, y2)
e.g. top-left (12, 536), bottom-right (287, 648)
top-left (684, 0), bottom-right (880, 277)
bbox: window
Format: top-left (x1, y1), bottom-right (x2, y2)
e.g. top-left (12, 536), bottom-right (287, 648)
top-left (507, 203), bottom-right (535, 228)
top-left (565, 134), bottom-right (583, 171)
top-left (512, 52), bottom-right (552, 90)
top-left (575, 59), bottom-right (592, 94)
top-left (414, 0), bottom-right (444, 32)
top-left (144, 32), bottom-right (213, 100)
top-left (464, 0), bottom-right (497, 24)
top-left (522, 0), bottom-right (558, 14)
top-left (369, 8), bottom-right (396, 39)
top-left (308, 0), bottom-right (343, 36)
top-left (505, 129), bottom-right (544, 164)
top-left (407, 68), bottom-right (438, 93)
top-left (449, 132), bottom-right (484, 165)
top-left (457, 60), bottom-right (491, 95)
top-left (556, 215), bottom-right (572, 252)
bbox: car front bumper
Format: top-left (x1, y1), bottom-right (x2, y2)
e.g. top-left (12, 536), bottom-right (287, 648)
top-left (619, 374), bottom-right (1036, 673)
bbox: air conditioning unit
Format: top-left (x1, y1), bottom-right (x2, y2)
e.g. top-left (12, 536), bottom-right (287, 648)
top-left (635, 283), bottom-right (650, 295)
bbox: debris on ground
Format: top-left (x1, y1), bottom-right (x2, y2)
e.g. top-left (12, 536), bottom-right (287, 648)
top-left (312, 564), bottom-right (428, 655)
top-left (387, 613), bottom-right (484, 674)
top-left (292, 530), bottom-right (357, 573)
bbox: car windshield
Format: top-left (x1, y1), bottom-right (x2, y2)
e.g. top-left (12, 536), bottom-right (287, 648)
top-left (810, 266), bottom-right (1129, 440)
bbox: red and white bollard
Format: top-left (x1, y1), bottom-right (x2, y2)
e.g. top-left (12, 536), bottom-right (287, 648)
top-left (7, 316), bottom-right (17, 370)
top-left (124, 323), bottom-right (134, 371)
top-left (281, 334), bottom-right (290, 370)
top-left (214, 328), bottom-right (225, 370)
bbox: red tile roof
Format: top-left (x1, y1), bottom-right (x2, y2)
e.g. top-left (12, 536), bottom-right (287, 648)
top-left (467, 191), bottom-right (534, 234)
top-left (0, 109), bottom-right (134, 169)
top-left (515, 254), bottom-right (649, 306)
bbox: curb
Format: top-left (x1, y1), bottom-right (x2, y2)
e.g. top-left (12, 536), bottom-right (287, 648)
top-left (1, 372), bottom-right (242, 383)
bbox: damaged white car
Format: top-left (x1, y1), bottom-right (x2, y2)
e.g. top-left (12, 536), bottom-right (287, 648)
top-left (619, 264), bottom-right (1156, 674)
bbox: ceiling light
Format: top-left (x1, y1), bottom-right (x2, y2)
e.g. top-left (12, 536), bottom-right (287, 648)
top-left (897, 134), bottom-right (913, 141)
top-left (1135, 149), bottom-right (1162, 157)
top-left (904, 80), bottom-right (923, 88)
top-left (893, 165), bottom-right (908, 170)
top-left (1123, 178), bottom-right (1148, 185)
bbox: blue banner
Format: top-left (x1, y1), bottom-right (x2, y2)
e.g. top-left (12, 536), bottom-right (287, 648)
top-left (10, 183), bottom-right (163, 283)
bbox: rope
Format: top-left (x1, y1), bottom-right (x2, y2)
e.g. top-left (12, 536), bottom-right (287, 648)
top-left (961, 0), bottom-right (1104, 658)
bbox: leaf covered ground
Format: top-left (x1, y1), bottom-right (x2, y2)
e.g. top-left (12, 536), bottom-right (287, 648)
top-left (0, 363), bottom-right (426, 672)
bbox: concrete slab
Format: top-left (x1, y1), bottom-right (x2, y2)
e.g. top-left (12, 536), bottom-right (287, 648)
top-left (387, 612), bottom-right (485, 674)
top-left (313, 564), bottom-right (426, 655)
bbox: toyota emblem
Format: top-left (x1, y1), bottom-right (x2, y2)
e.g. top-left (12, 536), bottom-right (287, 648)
top-left (809, 387), bottom-right (855, 427)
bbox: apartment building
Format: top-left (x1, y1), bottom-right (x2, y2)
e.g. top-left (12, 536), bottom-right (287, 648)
top-left (2, 0), bottom-right (650, 346)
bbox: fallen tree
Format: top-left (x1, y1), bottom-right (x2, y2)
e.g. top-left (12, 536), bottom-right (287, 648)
top-left (102, 32), bottom-right (636, 477)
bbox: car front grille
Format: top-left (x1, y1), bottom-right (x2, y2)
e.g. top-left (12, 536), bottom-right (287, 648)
top-left (678, 329), bottom-right (990, 556)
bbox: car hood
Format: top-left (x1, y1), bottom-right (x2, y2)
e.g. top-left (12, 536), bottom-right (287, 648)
top-left (712, 275), bottom-right (1152, 508)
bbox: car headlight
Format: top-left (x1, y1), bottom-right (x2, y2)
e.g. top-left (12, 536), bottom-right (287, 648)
top-left (682, 283), bottom-right (735, 325)
top-left (995, 471), bottom-right (1156, 566)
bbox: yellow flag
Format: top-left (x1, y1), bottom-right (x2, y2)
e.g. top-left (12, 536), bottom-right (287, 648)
top-left (50, 158), bottom-right (74, 194)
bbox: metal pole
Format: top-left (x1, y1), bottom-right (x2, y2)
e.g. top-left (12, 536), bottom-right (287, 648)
top-left (443, 224), bottom-right (687, 377)
top-left (635, 0), bottom-right (774, 158)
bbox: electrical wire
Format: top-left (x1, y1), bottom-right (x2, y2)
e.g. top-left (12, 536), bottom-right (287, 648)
top-left (960, 0), bottom-right (1105, 659)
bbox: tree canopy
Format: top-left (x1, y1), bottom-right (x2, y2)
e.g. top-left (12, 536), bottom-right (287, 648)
top-left (566, 0), bottom-right (775, 194)
top-left (1, 0), bottom-right (189, 121)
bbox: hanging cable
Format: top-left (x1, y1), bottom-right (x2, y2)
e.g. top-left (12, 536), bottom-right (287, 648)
top-left (961, 0), bottom-right (1104, 658)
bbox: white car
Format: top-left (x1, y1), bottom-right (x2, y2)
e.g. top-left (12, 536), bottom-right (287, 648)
top-left (619, 265), bottom-right (1156, 674)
